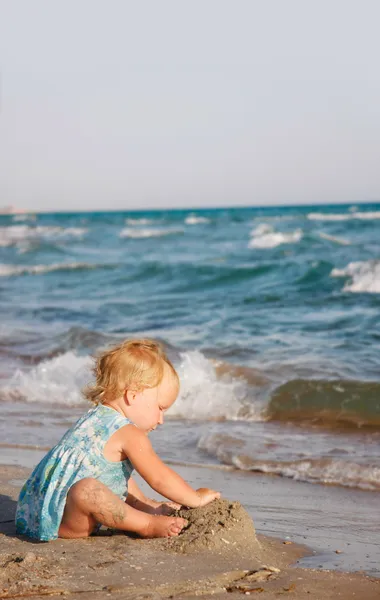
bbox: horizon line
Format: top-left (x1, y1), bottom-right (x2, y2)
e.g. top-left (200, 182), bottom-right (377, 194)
top-left (1, 198), bottom-right (380, 216)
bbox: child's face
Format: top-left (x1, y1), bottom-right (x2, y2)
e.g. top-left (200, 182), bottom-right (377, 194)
top-left (128, 366), bottom-right (178, 433)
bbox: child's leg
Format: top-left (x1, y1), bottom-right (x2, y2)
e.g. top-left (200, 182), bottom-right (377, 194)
top-left (58, 478), bottom-right (187, 539)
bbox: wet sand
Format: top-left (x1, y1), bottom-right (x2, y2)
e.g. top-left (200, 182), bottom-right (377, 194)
top-left (1, 464), bottom-right (379, 600)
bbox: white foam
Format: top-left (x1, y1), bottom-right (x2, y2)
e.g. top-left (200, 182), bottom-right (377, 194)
top-left (318, 232), bottom-right (351, 245)
top-left (308, 211), bottom-right (380, 221)
top-left (244, 458), bottom-right (380, 491)
top-left (59, 227), bottom-right (88, 236)
top-left (1, 349), bottom-right (264, 419)
top-left (120, 227), bottom-right (182, 239)
top-left (252, 223), bottom-right (273, 236)
top-left (168, 351), bottom-right (264, 421)
top-left (331, 260), bottom-right (380, 293)
top-left (125, 218), bottom-right (152, 225)
top-left (12, 214), bottom-right (36, 222)
top-left (0, 225), bottom-right (87, 247)
top-left (0, 262), bottom-right (100, 277)
top-left (307, 213), bottom-right (351, 221)
top-left (1, 352), bottom-right (91, 406)
top-left (248, 224), bottom-right (302, 249)
top-left (185, 214), bottom-right (210, 225)
top-left (198, 434), bottom-right (380, 491)
top-left (353, 211), bottom-right (380, 219)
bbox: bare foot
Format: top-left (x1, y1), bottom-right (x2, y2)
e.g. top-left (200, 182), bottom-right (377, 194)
top-left (141, 515), bottom-right (188, 538)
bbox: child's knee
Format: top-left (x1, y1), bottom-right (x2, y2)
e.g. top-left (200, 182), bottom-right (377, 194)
top-left (68, 477), bottom-right (101, 506)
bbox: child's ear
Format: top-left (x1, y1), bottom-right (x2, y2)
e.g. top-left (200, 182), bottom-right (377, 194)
top-left (124, 389), bottom-right (138, 406)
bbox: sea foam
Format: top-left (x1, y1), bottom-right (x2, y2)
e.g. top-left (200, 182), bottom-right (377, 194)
top-left (1, 349), bottom-right (263, 421)
top-left (0, 225), bottom-right (87, 247)
top-left (169, 350), bottom-right (264, 421)
top-left (308, 211), bottom-right (380, 221)
top-left (0, 262), bottom-right (104, 277)
top-left (120, 227), bottom-right (183, 239)
top-left (331, 260), bottom-right (380, 293)
top-left (318, 232), bottom-right (351, 245)
top-left (185, 214), bottom-right (210, 225)
top-left (125, 218), bottom-right (153, 225)
top-left (1, 352), bottom-right (92, 406)
top-left (248, 224), bottom-right (302, 249)
top-left (198, 434), bottom-right (380, 490)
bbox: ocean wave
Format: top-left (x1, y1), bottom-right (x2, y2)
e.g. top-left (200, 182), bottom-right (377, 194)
top-left (0, 348), bottom-right (265, 420)
top-left (12, 214), bottom-right (36, 222)
top-left (331, 260), bottom-right (380, 293)
top-left (125, 218), bottom-right (153, 225)
top-left (0, 262), bottom-right (112, 277)
top-left (3, 348), bottom-right (379, 428)
top-left (168, 351), bottom-right (265, 421)
top-left (248, 224), bottom-right (302, 249)
top-left (0, 326), bottom-right (118, 365)
top-left (308, 212), bottom-right (351, 221)
top-left (308, 211), bottom-right (380, 221)
top-left (354, 211), bottom-right (380, 219)
top-left (318, 232), bottom-right (351, 245)
top-left (120, 227), bottom-right (183, 239)
top-left (0, 225), bottom-right (87, 247)
top-left (185, 214), bottom-right (210, 225)
top-left (198, 433), bottom-right (380, 490)
top-left (267, 379), bottom-right (380, 428)
top-left (0, 352), bottom-right (92, 406)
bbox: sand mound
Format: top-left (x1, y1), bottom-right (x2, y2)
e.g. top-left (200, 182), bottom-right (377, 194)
top-left (165, 499), bottom-right (260, 555)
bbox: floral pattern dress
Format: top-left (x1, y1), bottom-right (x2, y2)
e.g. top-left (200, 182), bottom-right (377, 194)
top-left (16, 405), bottom-right (133, 541)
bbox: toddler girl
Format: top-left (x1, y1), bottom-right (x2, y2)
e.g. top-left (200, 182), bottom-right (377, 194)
top-left (16, 339), bottom-right (220, 540)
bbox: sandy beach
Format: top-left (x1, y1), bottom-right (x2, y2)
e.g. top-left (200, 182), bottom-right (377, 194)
top-left (1, 462), bottom-right (379, 600)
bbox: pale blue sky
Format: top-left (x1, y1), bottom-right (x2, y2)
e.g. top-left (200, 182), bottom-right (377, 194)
top-left (0, 0), bottom-right (379, 211)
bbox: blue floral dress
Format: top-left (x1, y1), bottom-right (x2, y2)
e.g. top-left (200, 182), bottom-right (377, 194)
top-left (16, 405), bottom-right (133, 541)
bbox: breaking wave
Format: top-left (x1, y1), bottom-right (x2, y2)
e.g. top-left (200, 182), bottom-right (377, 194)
top-left (308, 211), bottom-right (380, 221)
top-left (0, 352), bottom-right (92, 406)
top-left (267, 379), bottom-right (380, 428)
top-left (120, 227), bottom-right (183, 239)
top-left (198, 434), bottom-right (380, 491)
top-left (331, 260), bottom-right (380, 293)
top-left (0, 349), bottom-right (265, 420)
top-left (0, 225), bottom-right (87, 247)
top-left (185, 214), bottom-right (210, 225)
top-left (3, 349), bottom-right (379, 429)
top-left (12, 214), bottom-right (37, 222)
top-left (0, 262), bottom-right (113, 277)
top-left (125, 218), bottom-right (153, 225)
top-left (248, 224), bottom-right (303, 249)
top-left (318, 232), bottom-right (351, 246)
top-left (169, 351), bottom-right (265, 421)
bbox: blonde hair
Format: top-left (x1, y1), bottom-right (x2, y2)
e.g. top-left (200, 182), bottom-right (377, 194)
top-left (83, 338), bottom-right (179, 405)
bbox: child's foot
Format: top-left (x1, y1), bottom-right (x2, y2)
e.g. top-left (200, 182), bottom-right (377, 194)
top-left (141, 515), bottom-right (188, 538)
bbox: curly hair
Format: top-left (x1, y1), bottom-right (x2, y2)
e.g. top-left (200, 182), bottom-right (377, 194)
top-left (83, 339), bottom-right (178, 405)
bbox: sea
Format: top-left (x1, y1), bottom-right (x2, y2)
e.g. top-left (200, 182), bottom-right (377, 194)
top-left (1, 203), bottom-right (380, 493)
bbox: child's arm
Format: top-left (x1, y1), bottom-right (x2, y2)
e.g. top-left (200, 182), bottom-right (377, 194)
top-left (126, 477), bottom-right (181, 513)
top-left (126, 477), bottom-right (151, 506)
top-left (123, 425), bottom-right (220, 508)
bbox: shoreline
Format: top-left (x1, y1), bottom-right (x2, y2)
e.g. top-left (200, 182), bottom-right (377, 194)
top-left (1, 465), bottom-right (379, 600)
top-left (2, 446), bottom-right (379, 578)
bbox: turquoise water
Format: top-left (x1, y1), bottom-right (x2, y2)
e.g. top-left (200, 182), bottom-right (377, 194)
top-left (1, 203), bottom-right (380, 490)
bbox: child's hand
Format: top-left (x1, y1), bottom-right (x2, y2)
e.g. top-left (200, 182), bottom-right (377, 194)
top-left (196, 488), bottom-right (221, 507)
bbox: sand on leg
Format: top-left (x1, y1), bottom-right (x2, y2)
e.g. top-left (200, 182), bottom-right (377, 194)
top-left (58, 478), bottom-right (187, 539)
